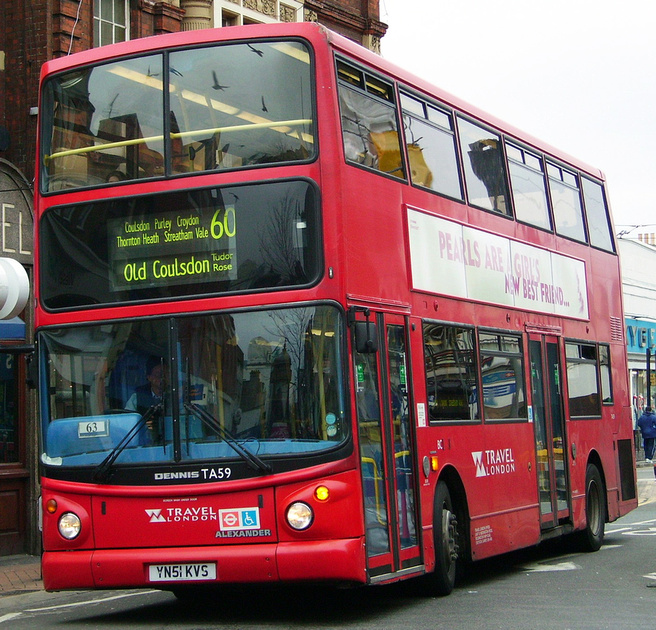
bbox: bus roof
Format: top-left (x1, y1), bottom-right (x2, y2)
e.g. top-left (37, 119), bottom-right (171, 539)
top-left (40, 21), bottom-right (605, 181)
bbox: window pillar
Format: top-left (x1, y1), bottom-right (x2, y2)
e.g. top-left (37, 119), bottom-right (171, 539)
top-left (180, 0), bottom-right (213, 30)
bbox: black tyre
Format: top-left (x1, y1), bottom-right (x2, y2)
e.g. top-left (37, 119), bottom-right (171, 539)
top-left (426, 481), bottom-right (459, 596)
top-left (578, 463), bottom-right (606, 552)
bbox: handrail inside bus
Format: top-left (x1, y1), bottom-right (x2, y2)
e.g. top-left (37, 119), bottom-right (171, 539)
top-left (44, 118), bottom-right (313, 164)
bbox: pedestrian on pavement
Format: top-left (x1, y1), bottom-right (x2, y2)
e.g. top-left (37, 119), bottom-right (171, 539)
top-left (637, 406), bottom-right (656, 463)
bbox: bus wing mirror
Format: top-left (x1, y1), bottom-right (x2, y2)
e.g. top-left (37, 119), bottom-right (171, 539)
top-left (354, 321), bottom-right (378, 354)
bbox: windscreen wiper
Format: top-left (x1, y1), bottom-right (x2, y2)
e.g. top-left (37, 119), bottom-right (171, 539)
top-left (184, 402), bottom-right (272, 474)
top-left (93, 404), bottom-right (162, 483)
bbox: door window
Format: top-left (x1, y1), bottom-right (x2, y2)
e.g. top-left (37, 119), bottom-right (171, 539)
top-left (387, 325), bottom-right (417, 549)
top-left (355, 350), bottom-right (390, 555)
top-left (530, 337), bottom-right (569, 525)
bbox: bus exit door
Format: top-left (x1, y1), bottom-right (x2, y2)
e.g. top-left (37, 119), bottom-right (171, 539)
top-left (353, 310), bottom-right (421, 580)
top-left (529, 335), bottom-right (570, 529)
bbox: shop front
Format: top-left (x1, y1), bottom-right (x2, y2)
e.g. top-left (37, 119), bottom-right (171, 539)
top-left (0, 159), bottom-right (34, 556)
top-left (626, 317), bottom-right (656, 462)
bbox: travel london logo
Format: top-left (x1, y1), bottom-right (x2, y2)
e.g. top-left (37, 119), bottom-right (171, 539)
top-left (472, 448), bottom-right (516, 477)
top-left (146, 509), bottom-right (167, 523)
top-left (145, 506), bottom-right (218, 523)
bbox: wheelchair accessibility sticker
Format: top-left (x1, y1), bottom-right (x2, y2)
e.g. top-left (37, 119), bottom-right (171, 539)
top-left (216, 507), bottom-right (270, 539)
top-left (218, 507), bottom-right (260, 531)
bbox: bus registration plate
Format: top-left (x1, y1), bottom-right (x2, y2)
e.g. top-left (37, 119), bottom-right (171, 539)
top-left (148, 562), bottom-right (217, 582)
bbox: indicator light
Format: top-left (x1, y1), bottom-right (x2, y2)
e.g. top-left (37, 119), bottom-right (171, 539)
top-left (314, 486), bottom-right (330, 502)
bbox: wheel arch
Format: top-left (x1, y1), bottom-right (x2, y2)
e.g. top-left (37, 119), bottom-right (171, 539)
top-left (584, 449), bottom-right (608, 523)
top-left (436, 465), bottom-right (471, 563)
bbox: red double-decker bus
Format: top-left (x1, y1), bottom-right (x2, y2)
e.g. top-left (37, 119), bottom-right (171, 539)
top-left (34, 22), bottom-right (636, 596)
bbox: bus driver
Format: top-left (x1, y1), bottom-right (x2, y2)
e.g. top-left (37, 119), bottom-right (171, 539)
top-left (126, 356), bottom-right (165, 443)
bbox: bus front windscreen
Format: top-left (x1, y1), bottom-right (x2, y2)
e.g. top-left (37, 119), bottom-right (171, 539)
top-left (40, 39), bottom-right (315, 191)
top-left (40, 305), bottom-right (347, 482)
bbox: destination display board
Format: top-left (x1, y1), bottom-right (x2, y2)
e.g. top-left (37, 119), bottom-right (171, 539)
top-left (40, 180), bottom-right (319, 310)
top-left (108, 204), bottom-right (236, 291)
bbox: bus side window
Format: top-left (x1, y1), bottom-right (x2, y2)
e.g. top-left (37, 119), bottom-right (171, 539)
top-left (507, 143), bottom-right (551, 231)
top-left (400, 92), bottom-right (463, 200)
top-left (457, 117), bottom-right (510, 216)
top-left (548, 163), bottom-right (586, 243)
top-left (423, 322), bottom-right (479, 422)
top-left (582, 178), bottom-right (615, 252)
top-left (339, 88), bottom-right (404, 179)
top-left (337, 60), bottom-right (404, 180)
top-left (565, 342), bottom-right (601, 418)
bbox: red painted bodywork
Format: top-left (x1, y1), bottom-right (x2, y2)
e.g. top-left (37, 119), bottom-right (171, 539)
top-left (35, 22), bottom-right (636, 591)
top-left (41, 468), bottom-right (367, 590)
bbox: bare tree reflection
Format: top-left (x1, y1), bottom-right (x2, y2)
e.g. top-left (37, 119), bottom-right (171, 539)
top-left (259, 194), bottom-right (306, 284)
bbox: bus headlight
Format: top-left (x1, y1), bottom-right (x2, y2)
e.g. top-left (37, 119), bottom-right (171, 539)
top-left (58, 512), bottom-right (82, 540)
top-left (286, 502), bottom-right (313, 531)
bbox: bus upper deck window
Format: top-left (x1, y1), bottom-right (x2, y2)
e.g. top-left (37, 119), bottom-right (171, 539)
top-left (401, 91), bottom-right (462, 200)
top-left (548, 163), bottom-right (587, 243)
top-left (169, 41), bottom-right (314, 175)
top-left (337, 59), bottom-right (404, 180)
top-left (582, 178), bottom-right (614, 252)
top-left (41, 55), bottom-right (164, 192)
top-left (507, 142), bottom-right (551, 231)
top-left (40, 40), bottom-right (315, 192)
top-left (457, 117), bottom-right (510, 216)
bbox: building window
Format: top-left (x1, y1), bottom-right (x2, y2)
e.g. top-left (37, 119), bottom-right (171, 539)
top-left (94, 0), bottom-right (128, 47)
top-left (214, 0), bottom-right (303, 27)
top-left (0, 353), bottom-right (20, 464)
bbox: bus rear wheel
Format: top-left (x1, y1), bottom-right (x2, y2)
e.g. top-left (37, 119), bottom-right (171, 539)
top-left (426, 481), bottom-right (459, 596)
top-left (578, 463), bottom-right (606, 552)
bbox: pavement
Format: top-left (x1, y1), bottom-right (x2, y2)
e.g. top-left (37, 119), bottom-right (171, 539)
top-left (1, 460), bottom-right (655, 597)
top-left (0, 553), bottom-right (41, 596)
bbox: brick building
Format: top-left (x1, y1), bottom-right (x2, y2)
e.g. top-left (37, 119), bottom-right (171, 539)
top-left (0, 0), bottom-right (386, 555)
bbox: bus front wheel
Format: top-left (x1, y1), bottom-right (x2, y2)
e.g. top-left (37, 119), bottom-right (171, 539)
top-left (426, 481), bottom-right (459, 596)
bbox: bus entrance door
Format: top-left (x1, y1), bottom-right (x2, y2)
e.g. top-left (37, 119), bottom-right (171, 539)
top-left (353, 311), bottom-right (421, 581)
top-left (529, 335), bottom-right (570, 529)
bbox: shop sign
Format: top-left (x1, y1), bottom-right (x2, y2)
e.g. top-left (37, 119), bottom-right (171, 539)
top-left (0, 161), bottom-right (33, 264)
top-left (626, 318), bottom-right (656, 353)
